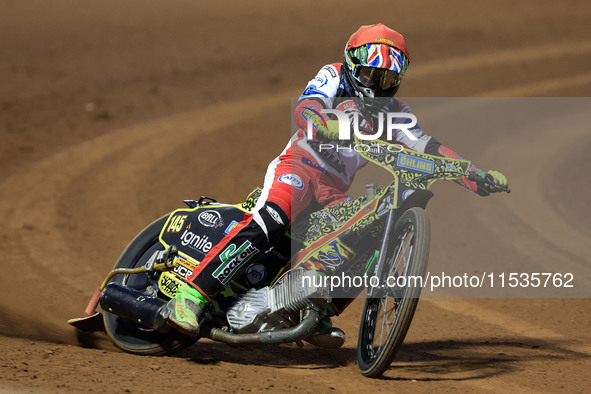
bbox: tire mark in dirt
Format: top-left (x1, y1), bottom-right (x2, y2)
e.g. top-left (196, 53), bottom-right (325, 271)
top-left (425, 299), bottom-right (591, 357)
top-left (409, 40), bottom-right (591, 79)
top-left (417, 43), bottom-right (591, 392)
top-left (476, 71), bottom-right (591, 97)
top-left (433, 95), bottom-right (591, 367)
top-left (417, 58), bottom-right (591, 394)
top-left (472, 100), bottom-right (591, 275)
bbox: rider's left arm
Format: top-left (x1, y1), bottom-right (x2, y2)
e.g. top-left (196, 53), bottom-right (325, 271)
top-left (424, 138), bottom-right (507, 196)
top-left (385, 103), bottom-right (508, 196)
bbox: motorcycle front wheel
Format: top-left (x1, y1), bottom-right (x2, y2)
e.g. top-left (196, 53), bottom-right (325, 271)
top-left (357, 207), bottom-right (430, 378)
top-left (103, 215), bottom-right (198, 355)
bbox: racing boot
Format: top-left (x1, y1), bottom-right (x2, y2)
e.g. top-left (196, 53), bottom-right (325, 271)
top-left (160, 283), bottom-right (208, 337)
top-left (305, 315), bottom-right (346, 349)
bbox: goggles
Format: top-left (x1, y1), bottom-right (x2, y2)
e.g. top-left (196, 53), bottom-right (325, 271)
top-left (353, 66), bottom-right (402, 90)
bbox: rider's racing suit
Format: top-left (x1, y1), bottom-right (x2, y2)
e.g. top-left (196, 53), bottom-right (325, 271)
top-left (185, 63), bottom-right (485, 314)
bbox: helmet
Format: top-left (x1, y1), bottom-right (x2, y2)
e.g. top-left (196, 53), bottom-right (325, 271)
top-left (343, 23), bottom-right (410, 98)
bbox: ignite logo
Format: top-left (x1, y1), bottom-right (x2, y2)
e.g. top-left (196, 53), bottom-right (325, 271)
top-left (180, 229), bottom-right (213, 255)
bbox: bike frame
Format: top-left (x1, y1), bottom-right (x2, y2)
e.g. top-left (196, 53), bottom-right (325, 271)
top-left (289, 136), bottom-right (472, 294)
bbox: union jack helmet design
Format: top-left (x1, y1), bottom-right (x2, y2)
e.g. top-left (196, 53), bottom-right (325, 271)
top-left (346, 43), bottom-right (408, 75)
top-left (343, 23), bottom-right (410, 98)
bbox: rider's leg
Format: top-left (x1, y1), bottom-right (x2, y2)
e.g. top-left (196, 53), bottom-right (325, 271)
top-left (163, 200), bottom-right (290, 336)
top-left (163, 155), bottom-right (311, 336)
top-left (189, 200), bottom-right (291, 298)
top-left (164, 152), bottom-right (350, 346)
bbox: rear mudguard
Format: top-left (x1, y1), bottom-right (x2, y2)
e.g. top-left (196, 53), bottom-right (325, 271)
top-left (157, 201), bottom-right (291, 302)
top-left (159, 204), bottom-right (247, 263)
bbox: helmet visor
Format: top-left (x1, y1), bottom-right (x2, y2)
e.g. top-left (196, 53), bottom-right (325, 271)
top-left (353, 66), bottom-right (401, 90)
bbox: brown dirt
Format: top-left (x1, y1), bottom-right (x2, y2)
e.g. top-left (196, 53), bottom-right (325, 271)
top-left (1, 0), bottom-right (590, 392)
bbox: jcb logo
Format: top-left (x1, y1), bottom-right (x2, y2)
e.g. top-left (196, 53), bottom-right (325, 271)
top-left (173, 264), bottom-right (193, 279)
top-left (167, 215), bottom-right (188, 233)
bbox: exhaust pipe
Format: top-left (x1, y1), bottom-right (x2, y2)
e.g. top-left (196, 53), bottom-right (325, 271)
top-left (99, 283), bottom-right (167, 331)
top-left (100, 283), bottom-right (321, 344)
top-left (200, 308), bottom-right (320, 345)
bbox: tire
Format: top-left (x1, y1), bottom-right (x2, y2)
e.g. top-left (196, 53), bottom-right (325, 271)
top-left (103, 215), bottom-right (198, 355)
top-left (357, 207), bottom-right (430, 378)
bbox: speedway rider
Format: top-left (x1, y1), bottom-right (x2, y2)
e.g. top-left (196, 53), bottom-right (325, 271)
top-left (160, 23), bottom-right (509, 347)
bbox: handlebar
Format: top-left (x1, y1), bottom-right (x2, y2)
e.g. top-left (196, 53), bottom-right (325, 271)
top-left (320, 126), bottom-right (511, 194)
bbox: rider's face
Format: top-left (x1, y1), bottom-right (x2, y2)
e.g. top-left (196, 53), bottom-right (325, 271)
top-left (371, 83), bottom-right (400, 98)
top-left (355, 66), bottom-right (401, 91)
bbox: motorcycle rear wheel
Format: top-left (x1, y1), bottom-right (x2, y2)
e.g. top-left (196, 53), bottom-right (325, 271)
top-left (357, 207), bottom-right (430, 378)
top-left (103, 215), bottom-right (198, 355)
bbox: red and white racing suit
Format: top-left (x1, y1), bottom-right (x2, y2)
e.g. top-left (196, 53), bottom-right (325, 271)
top-left (186, 63), bottom-right (483, 305)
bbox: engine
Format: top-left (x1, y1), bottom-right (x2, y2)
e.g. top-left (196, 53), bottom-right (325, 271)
top-left (225, 270), bottom-right (331, 333)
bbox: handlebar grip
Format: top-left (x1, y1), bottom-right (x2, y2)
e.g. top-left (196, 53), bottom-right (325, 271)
top-left (467, 172), bottom-right (511, 193)
top-left (467, 172), bottom-right (484, 183)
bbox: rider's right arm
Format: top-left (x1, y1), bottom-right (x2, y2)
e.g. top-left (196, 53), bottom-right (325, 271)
top-left (294, 65), bottom-right (340, 135)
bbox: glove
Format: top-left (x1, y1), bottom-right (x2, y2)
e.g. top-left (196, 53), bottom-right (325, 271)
top-left (477, 170), bottom-right (508, 195)
top-left (317, 119), bottom-right (341, 141)
top-left (484, 170), bottom-right (508, 188)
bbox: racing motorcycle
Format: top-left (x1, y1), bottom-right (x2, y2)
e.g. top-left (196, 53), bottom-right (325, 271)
top-left (68, 136), bottom-right (509, 378)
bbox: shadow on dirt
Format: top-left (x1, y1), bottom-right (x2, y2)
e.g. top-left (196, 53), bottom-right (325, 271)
top-left (176, 341), bottom-right (357, 369)
top-left (380, 338), bottom-right (591, 381)
top-left (173, 336), bottom-right (590, 377)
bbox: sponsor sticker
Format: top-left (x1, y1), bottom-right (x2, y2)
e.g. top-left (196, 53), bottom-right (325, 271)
top-left (402, 189), bottom-right (415, 201)
top-left (322, 65), bottom-right (338, 78)
top-left (314, 73), bottom-right (328, 87)
top-left (265, 205), bottom-right (284, 225)
top-left (396, 154), bottom-right (434, 174)
top-left (159, 256), bottom-right (199, 297)
top-left (224, 220), bottom-right (239, 235)
top-left (375, 38), bottom-right (394, 45)
top-left (316, 240), bottom-right (353, 270)
top-left (171, 255), bottom-right (197, 280)
top-left (198, 210), bottom-right (224, 229)
top-left (180, 225), bottom-right (213, 255)
top-left (240, 188), bottom-right (262, 211)
top-left (278, 173), bottom-right (304, 190)
top-left (212, 241), bottom-right (259, 285)
top-left (158, 272), bottom-right (183, 298)
top-left (245, 263), bottom-right (267, 286)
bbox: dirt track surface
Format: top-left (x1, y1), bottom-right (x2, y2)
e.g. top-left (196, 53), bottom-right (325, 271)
top-left (1, 1), bottom-right (590, 392)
